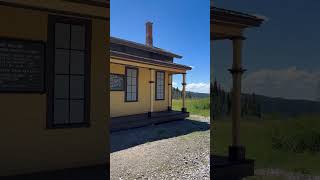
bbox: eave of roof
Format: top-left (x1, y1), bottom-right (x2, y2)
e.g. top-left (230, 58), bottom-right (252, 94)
top-left (211, 6), bottom-right (264, 27)
top-left (110, 36), bottom-right (182, 59)
top-left (110, 50), bottom-right (191, 71)
top-left (64, 0), bottom-right (109, 8)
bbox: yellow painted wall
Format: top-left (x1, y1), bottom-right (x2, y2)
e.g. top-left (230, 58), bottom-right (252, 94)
top-left (110, 62), bottom-right (170, 117)
top-left (0, 4), bottom-right (109, 176)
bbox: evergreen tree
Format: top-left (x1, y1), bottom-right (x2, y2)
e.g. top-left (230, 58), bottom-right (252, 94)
top-left (242, 95), bottom-right (248, 117)
top-left (172, 87), bottom-right (182, 99)
top-left (252, 93), bottom-right (256, 105)
top-left (252, 92), bottom-right (257, 115)
top-left (257, 103), bottom-right (262, 119)
top-left (317, 80), bottom-right (320, 101)
top-left (211, 82), bottom-right (215, 119)
top-left (212, 80), bottom-right (219, 118)
top-left (245, 95), bottom-right (249, 116)
top-left (216, 83), bottom-right (221, 116)
top-left (228, 88), bottom-right (233, 116)
top-left (221, 88), bottom-right (226, 115)
top-left (213, 79), bottom-right (218, 95)
top-left (186, 92), bottom-right (192, 99)
top-left (227, 93), bottom-right (231, 115)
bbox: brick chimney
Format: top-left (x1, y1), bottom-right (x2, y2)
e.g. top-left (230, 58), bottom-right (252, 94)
top-left (146, 22), bottom-right (153, 46)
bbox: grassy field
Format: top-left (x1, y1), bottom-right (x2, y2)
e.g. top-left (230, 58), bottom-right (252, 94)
top-left (172, 97), bottom-right (210, 117)
top-left (173, 98), bottom-right (320, 175)
top-left (214, 115), bottom-right (320, 175)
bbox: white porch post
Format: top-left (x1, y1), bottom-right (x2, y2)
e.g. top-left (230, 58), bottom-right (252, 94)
top-left (149, 69), bottom-right (155, 117)
top-left (168, 74), bottom-right (172, 111)
top-left (182, 73), bottom-right (187, 112)
top-left (228, 36), bottom-right (246, 161)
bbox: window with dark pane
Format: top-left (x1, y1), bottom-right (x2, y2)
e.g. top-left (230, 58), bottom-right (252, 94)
top-left (51, 17), bottom-right (90, 127)
top-left (126, 67), bottom-right (138, 102)
top-left (156, 71), bottom-right (165, 100)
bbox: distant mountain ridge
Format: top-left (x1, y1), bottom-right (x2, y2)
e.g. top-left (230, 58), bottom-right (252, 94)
top-left (254, 94), bottom-right (320, 117)
top-left (172, 87), bottom-right (209, 99)
top-left (211, 80), bottom-right (320, 118)
top-left (173, 81), bottom-right (320, 117)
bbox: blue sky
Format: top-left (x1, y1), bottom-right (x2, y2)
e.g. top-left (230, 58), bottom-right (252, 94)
top-left (111, 0), bottom-right (210, 93)
top-left (213, 0), bottom-right (320, 101)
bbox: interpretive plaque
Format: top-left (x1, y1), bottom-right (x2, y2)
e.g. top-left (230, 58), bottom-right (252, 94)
top-left (0, 38), bottom-right (45, 92)
top-left (110, 73), bottom-right (124, 91)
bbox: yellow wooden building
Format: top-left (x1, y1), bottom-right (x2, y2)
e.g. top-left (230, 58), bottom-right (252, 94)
top-left (0, 0), bottom-right (109, 177)
top-left (110, 22), bottom-right (192, 131)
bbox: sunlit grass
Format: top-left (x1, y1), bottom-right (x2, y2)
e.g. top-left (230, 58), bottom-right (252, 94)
top-left (213, 115), bottom-right (320, 175)
top-left (172, 98), bottom-right (210, 117)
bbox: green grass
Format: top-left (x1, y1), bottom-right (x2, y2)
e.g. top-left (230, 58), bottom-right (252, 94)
top-left (213, 115), bottom-right (320, 175)
top-left (245, 176), bottom-right (286, 180)
top-left (172, 98), bottom-right (210, 117)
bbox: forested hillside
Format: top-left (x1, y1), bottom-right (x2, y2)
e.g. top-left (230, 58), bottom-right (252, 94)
top-left (211, 80), bottom-right (320, 119)
top-left (172, 87), bottom-right (209, 99)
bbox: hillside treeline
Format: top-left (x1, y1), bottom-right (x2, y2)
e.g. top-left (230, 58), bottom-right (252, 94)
top-left (172, 87), bottom-right (209, 99)
top-left (211, 80), bottom-right (262, 119)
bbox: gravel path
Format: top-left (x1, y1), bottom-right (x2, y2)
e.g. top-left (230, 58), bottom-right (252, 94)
top-left (110, 115), bottom-right (210, 180)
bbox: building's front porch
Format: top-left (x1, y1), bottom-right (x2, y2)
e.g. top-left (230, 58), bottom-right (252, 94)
top-left (111, 110), bottom-right (190, 132)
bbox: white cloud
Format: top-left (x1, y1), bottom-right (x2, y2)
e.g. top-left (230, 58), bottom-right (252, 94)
top-left (243, 67), bottom-right (320, 101)
top-left (172, 82), bottom-right (179, 88)
top-left (186, 82), bottom-right (210, 94)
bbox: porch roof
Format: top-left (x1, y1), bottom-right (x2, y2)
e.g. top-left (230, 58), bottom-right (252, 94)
top-left (64, 0), bottom-right (109, 7)
top-left (110, 50), bottom-right (192, 71)
top-left (211, 6), bottom-right (265, 40)
top-left (211, 7), bottom-right (264, 28)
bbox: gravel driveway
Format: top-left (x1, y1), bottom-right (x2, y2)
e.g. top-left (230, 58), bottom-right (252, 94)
top-left (110, 115), bottom-right (210, 180)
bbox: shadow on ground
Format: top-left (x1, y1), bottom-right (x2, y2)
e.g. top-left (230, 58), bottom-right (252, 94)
top-left (111, 118), bottom-right (210, 153)
top-left (2, 165), bottom-right (107, 180)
